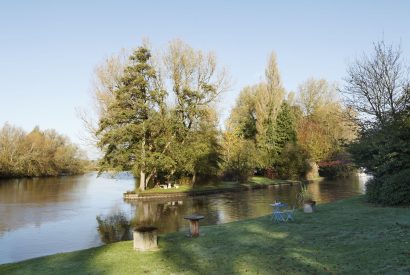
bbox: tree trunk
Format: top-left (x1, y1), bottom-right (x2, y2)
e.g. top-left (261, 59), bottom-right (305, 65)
top-left (192, 172), bottom-right (196, 185)
top-left (140, 120), bottom-right (146, 191)
top-left (140, 170), bottom-right (146, 191)
top-left (146, 169), bottom-right (156, 186)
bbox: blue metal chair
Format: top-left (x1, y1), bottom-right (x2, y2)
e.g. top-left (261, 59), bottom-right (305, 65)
top-left (283, 207), bottom-right (295, 222)
top-left (271, 211), bottom-right (286, 223)
top-left (270, 202), bottom-right (288, 223)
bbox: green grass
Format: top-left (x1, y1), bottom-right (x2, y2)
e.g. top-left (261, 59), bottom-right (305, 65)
top-left (139, 177), bottom-right (296, 195)
top-left (247, 176), bottom-right (300, 186)
top-left (140, 181), bottom-right (239, 194)
top-left (2, 196), bottom-right (410, 274)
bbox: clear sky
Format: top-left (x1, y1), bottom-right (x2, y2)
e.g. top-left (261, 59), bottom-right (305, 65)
top-left (1, 0), bottom-right (409, 156)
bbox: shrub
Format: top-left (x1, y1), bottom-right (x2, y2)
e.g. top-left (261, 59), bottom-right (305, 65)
top-left (319, 164), bottom-right (356, 179)
top-left (379, 169), bottom-right (410, 206)
top-left (365, 177), bottom-right (384, 204)
top-left (351, 109), bottom-right (410, 206)
top-left (276, 143), bottom-right (310, 180)
top-left (96, 211), bottom-right (131, 244)
top-left (221, 136), bottom-right (257, 182)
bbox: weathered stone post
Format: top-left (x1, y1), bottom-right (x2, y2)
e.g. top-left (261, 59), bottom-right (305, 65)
top-left (133, 226), bottom-right (158, 251)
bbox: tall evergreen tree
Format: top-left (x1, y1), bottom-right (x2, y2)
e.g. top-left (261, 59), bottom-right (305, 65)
top-left (97, 47), bottom-right (169, 190)
top-left (262, 101), bottom-right (297, 168)
top-left (275, 101), bottom-right (297, 150)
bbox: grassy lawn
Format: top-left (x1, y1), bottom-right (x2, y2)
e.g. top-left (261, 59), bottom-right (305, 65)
top-left (247, 176), bottom-right (300, 186)
top-left (139, 180), bottom-right (239, 194)
top-left (139, 177), bottom-right (297, 195)
top-left (1, 196), bottom-right (409, 274)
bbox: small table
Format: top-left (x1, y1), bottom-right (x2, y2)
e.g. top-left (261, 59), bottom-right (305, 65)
top-left (270, 202), bottom-right (287, 210)
top-left (184, 214), bottom-right (205, 237)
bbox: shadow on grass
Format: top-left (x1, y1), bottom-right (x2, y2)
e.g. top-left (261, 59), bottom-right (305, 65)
top-left (157, 197), bottom-right (410, 274)
top-left (2, 196), bottom-right (410, 274)
top-left (157, 218), bottom-right (331, 274)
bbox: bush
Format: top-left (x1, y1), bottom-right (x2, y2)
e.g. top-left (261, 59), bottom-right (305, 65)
top-left (351, 109), bottom-right (410, 206)
top-left (365, 177), bottom-right (384, 204)
top-left (276, 143), bottom-right (310, 180)
top-left (319, 164), bottom-right (356, 179)
top-left (366, 169), bottom-right (410, 206)
top-left (221, 136), bottom-right (257, 182)
top-left (379, 169), bottom-right (410, 206)
top-left (96, 211), bottom-right (131, 244)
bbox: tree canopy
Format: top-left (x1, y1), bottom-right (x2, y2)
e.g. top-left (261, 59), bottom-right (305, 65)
top-left (89, 40), bottom-right (359, 187)
top-left (94, 41), bottom-right (227, 189)
top-left (0, 124), bottom-right (87, 177)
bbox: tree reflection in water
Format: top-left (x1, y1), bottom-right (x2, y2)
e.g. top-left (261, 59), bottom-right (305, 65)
top-left (95, 175), bottom-right (367, 243)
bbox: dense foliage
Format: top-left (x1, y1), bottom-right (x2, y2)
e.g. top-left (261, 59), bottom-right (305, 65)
top-left (226, 58), bottom-right (356, 181)
top-left (350, 110), bottom-right (410, 205)
top-left (97, 47), bottom-right (170, 190)
top-left (91, 40), bottom-right (357, 187)
top-left (344, 41), bottom-right (410, 206)
top-left (95, 42), bottom-right (225, 190)
top-left (0, 124), bottom-right (87, 177)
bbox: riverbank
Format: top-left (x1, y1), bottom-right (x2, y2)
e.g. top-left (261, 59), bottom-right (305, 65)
top-left (2, 196), bottom-right (409, 274)
top-left (125, 176), bottom-right (301, 200)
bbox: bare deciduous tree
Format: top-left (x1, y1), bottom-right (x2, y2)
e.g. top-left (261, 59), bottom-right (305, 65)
top-left (164, 39), bottom-right (230, 129)
top-left (77, 49), bottom-right (129, 146)
top-left (342, 41), bottom-right (409, 125)
top-left (297, 78), bottom-right (336, 116)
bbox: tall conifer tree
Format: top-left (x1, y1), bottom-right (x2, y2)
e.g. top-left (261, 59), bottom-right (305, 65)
top-left (97, 47), bottom-right (168, 190)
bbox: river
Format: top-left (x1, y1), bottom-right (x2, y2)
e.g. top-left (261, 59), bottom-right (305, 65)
top-left (0, 173), bottom-right (368, 264)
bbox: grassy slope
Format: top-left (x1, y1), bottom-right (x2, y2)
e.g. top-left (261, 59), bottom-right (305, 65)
top-left (1, 196), bottom-right (410, 274)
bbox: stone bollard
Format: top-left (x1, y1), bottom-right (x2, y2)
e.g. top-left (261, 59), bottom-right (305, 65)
top-left (133, 226), bottom-right (158, 251)
top-left (303, 201), bottom-right (316, 213)
top-left (303, 203), bottom-right (313, 213)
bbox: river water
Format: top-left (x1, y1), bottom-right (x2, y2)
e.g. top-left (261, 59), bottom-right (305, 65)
top-left (0, 173), bottom-right (367, 264)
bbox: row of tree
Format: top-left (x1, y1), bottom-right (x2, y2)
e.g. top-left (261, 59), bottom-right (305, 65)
top-left (86, 39), bottom-right (358, 189)
top-left (222, 54), bottom-right (356, 181)
top-left (0, 124), bottom-right (88, 177)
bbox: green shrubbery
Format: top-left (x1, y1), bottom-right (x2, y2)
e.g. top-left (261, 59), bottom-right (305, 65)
top-left (319, 162), bottom-right (356, 179)
top-left (366, 169), bottom-right (410, 206)
top-left (342, 40), bottom-right (410, 206)
top-left (276, 143), bottom-right (310, 180)
top-left (380, 169), bottom-right (410, 205)
top-left (351, 111), bottom-right (410, 206)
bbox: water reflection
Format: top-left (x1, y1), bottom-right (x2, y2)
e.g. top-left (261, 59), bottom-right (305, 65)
top-left (0, 173), bottom-right (366, 264)
top-left (0, 173), bottom-right (135, 264)
top-left (308, 175), bottom-right (365, 203)
top-left (0, 175), bottom-right (88, 235)
top-left (126, 175), bottom-right (365, 235)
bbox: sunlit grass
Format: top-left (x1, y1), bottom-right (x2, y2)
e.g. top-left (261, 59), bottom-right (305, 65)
top-left (139, 177), bottom-right (297, 195)
top-left (2, 196), bottom-right (409, 274)
top-left (140, 181), bottom-right (239, 194)
top-left (248, 176), bottom-right (299, 186)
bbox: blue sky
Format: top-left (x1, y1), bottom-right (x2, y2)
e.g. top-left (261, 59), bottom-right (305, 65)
top-left (1, 0), bottom-right (409, 155)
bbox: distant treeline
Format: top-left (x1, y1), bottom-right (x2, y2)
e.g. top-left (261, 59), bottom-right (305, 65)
top-left (0, 123), bottom-right (88, 178)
